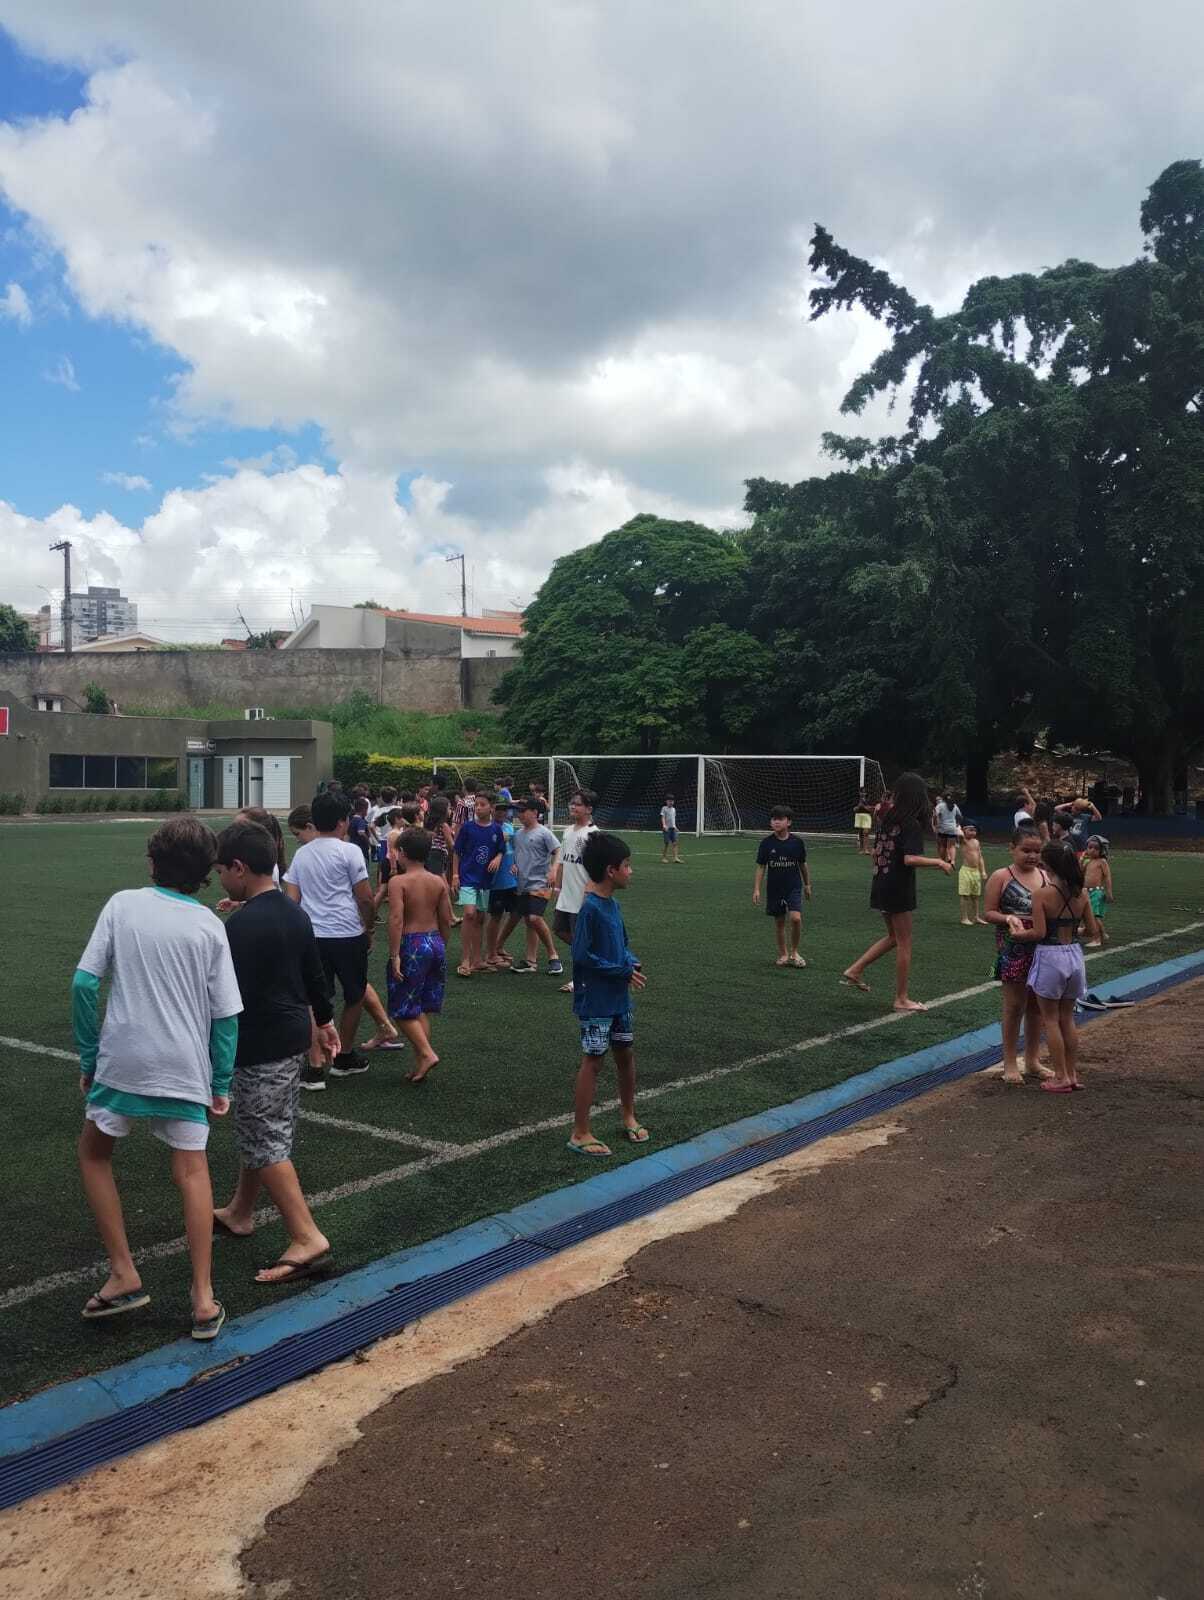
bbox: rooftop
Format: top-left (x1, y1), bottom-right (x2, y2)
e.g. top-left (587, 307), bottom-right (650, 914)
top-left (383, 609), bottom-right (524, 637)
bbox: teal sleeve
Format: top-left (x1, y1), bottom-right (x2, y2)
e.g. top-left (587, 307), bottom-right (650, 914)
top-left (208, 1015), bottom-right (239, 1098)
top-left (72, 968), bottom-right (101, 1079)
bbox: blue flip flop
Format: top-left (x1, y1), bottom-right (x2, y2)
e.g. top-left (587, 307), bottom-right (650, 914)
top-left (567, 1137), bottom-right (611, 1157)
top-left (82, 1288), bottom-right (150, 1320)
top-left (191, 1301), bottom-right (227, 1341)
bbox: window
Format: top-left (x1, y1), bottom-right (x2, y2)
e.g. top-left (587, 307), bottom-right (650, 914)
top-left (49, 754), bottom-right (84, 788)
top-left (116, 756), bottom-right (147, 789)
top-left (84, 756), bottom-right (117, 789)
top-left (147, 757), bottom-right (178, 788)
top-left (487, 649), bottom-right (497, 657)
top-left (36, 696), bottom-right (63, 713)
top-left (50, 755), bottom-right (179, 790)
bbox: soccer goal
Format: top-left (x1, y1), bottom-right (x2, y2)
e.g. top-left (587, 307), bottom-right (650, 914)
top-left (432, 754), bottom-right (886, 835)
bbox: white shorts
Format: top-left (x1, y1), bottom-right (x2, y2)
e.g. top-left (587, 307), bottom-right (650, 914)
top-left (85, 1104), bottom-right (210, 1151)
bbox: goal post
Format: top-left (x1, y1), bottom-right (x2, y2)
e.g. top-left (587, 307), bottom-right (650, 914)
top-left (432, 753), bottom-right (886, 834)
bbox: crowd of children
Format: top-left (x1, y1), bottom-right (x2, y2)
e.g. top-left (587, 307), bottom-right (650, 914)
top-left (69, 767), bottom-right (1121, 1341)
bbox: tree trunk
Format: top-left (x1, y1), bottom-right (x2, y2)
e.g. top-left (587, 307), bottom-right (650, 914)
top-left (963, 749), bottom-right (992, 809)
top-left (1134, 739), bottom-right (1176, 815)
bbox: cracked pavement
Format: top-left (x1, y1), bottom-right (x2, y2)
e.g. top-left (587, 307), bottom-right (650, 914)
top-left (242, 984), bottom-right (1204, 1600)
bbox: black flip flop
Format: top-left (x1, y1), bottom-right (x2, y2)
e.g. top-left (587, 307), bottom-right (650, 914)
top-left (81, 1288), bottom-right (150, 1320)
top-left (255, 1253), bottom-right (332, 1285)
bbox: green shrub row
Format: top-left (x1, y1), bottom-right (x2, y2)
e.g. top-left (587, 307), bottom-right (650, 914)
top-left (34, 790), bottom-right (189, 815)
top-left (0, 792), bottom-right (25, 815)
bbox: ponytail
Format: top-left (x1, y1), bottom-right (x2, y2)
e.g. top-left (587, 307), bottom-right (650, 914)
top-left (1040, 840), bottom-right (1084, 896)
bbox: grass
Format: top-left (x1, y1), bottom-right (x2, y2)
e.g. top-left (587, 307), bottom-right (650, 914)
top-left (1, 821), bottom-right (1201, 1407)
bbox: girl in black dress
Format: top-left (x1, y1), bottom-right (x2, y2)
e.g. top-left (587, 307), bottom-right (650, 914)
top-left (840, 771), bottom-right (953, 1011)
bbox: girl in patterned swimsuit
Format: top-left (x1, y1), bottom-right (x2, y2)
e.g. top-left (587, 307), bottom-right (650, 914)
top-left (983, 828), bottom-right (1052, 1085)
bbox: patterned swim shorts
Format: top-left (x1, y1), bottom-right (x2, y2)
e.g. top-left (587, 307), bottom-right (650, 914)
top-left (579, 1013), bottom-right (635, 1057)
top-left (233, 1051), bottom-right (304, 1169)
top-left (387, 931), bottom-right (447, 1020)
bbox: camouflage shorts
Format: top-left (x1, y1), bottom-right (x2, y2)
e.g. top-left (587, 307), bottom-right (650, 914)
top-left (233, 1052), bottom-right (304, 1169)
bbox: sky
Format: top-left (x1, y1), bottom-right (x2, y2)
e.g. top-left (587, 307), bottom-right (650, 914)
top-left (1, 3), bottom-right (1201, 641)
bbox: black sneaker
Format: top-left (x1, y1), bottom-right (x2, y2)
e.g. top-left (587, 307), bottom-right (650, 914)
top-left (300, 1065), bottom-right (327, 1092)
top-left (547, 959), bottom-right (564, 976)
top-left (329, 1052), bottom-right (370, 1077)
top-left (510, 959), bottom-right (536, 974)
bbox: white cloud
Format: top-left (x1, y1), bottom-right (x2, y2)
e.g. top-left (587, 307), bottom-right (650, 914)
top-left (0, 2), bottom-right (1201, 602)
top-left (0, 280), bottom-right (31, 326)
top-left (101, 471), bottom-right (152, 491)
top-left (3, 459), bottom-right (743, 640)
top-left (44, 353), bottom-right (79, 390)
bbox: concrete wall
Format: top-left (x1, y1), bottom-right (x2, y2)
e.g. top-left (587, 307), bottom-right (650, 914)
top-left (0, 648), bottom-right (464, 716)
top-left (0, 701), bottom-right (332, 805)
top-left (460, 630), bottom-right (520, 659)
top-left (463, 655), bottom-right (511, 711)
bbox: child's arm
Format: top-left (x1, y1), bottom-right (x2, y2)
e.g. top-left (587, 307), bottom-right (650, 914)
top-left (572, 908), bottom-right (638, 980)
top-left (437, 882), bottom-right (453, 943)
top-left (1103, 861), bottom-right (1114, 900)
top-left (1009, 892), bottom-right (1047, 942)
top-left (72, 968), bottom-right (102, 1091)
top-left (752, 864), bottom-right (764, 904)
top-left (388, 876), bottom-right (405, 976)
top-left (546, 845), bottom-right (561, 888)
top-left (208, 1015), bottom-right (239, 1112)
top-left (451, 848), bottom-right (462, 891)
top-left (982, 870), bottom-right (1010, 926)
top-left (904, 853), bottom-right (954, 874)
top-left (801, 860), bottom-right (812, 900)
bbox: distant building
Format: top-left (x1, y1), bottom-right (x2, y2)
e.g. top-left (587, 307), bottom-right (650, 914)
top-left (71, 630), bottom-right (166, 654)
top-left (39, 585), bottom-right (139, 645)
top-left (280, 605), bottom-right (523, 660)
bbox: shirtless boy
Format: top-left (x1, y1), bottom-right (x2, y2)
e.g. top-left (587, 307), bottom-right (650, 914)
top-left (387, 828), bottom-right (453, 1083)
top-left (957, 823), bottom-right (989, 925)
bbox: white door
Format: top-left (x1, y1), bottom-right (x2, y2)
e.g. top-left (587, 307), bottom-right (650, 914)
top-left (221, 757), bottom-right (242, 809)
top-left (247, 756), bottom-right (264, 808)
top-left (262, 757), bottom-right (293, 808)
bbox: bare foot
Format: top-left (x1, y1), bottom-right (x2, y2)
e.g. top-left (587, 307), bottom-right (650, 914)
top-left (892, 998), bottom-right (927, 1012)
top-left (975, 917), bottom-right (990, 926)
top-left (1023, 1062), bottom-right (1055, 1081)
top-left (406, 1053), bottom-right (440, 1084)
top-left (1001, 1068), bottom-right (1024, 1085)
top-left (775, 954), bottom-right (790, 966)
top-left (959, 919), bottom-right (974, 926)
top-left (213, 1208), bottom-right (254, 1237)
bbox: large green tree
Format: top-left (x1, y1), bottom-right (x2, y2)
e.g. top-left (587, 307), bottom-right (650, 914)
top-left (495, 515), bottom-right (771, 753)
top-left (0, 604), bottom-right (37, 652)
top-left (787, 158), bottom-right (1204, 809)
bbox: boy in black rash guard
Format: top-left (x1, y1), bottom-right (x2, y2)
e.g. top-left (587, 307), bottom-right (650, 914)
top-left (213, 821), bottom-right (340, 1283)
top-left (752, 805), bottom-right (812, 967)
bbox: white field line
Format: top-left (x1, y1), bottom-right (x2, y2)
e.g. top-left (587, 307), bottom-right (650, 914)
top-left (1, 920), bottom-right (1201, 1313)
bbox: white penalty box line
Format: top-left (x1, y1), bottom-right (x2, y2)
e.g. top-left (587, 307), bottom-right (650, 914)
top-left (1, 918), bottom-right (1201, 1312)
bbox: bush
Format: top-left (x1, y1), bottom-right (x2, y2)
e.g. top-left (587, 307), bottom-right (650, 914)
top-left (35, 795), bottom-right (64, 814)
top-left (0, 792), bottom-right (24, 814)
top-left (82, 681), bottom-right (111, 715)
top-left (332, 752), bottom-right (439, 794)
top-left (104, 794), bottom-right (120, 812)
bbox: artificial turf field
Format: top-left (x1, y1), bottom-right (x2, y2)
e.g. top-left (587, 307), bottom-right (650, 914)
top-left (1, 819), bottom-right (1202, 1407)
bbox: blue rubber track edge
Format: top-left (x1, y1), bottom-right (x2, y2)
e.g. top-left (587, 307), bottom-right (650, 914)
top-left (2, 949), bottom-right (1201, 1511)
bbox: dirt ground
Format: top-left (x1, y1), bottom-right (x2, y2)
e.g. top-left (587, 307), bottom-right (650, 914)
top-left (3, 983), bottom-right (1202, 1600)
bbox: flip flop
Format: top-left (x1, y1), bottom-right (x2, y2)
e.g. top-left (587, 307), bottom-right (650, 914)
top-left (839, 975), bottom-right (870, 993)
top-left (567, 1137), bottom-right (611, 1157)
top-left (361, 1035), bottom-right (403, 1052)
top-left (621, 1125), bottom-right (650, 1144)
top-left (191, 1301), bottom-right (227, 1341)
top-left (82, 1288), bottom-right (150, 1320)
top-left (1041, 1082), bottom-right (1075, 1094)
top-left (789, 955), bottom-right (807, 968)
top-left (255, 1253), bottom-right (332, 1285)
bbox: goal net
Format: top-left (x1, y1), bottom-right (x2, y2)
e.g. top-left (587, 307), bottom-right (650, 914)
top-left (433, 754), bottom-right (886, 834)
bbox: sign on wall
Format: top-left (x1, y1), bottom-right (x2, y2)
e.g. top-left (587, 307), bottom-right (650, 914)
top-left (0, 707), bottom-right (8, 736)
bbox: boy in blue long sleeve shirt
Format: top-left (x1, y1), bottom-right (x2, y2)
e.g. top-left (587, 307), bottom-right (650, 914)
top-left (568, 832), bottom-right (648, 1157)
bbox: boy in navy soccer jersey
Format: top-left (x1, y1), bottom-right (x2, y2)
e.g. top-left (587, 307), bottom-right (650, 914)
top-left (752, 805), bottom-right (812, 968)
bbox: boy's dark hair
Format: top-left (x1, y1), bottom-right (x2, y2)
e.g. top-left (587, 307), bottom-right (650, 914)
top-left (475, 789), bottom-right (497, 805)
top-left (380, 787), bottom-right (397, 804)
top-left (571, 788), bottom-right (597, 810)
top-left (464, 778), bottom-right (479, 794)
top-left (1011, 824), bottom-right (1041, 845)
top-left (770, 804), bottom-right (793, 821)
top-left (665, 793), bottom-right (675, 801)
top-left (287, 803), bottom-right (312, 830)
top-left (216, 819), bottom-right (278, 877)
top-left (400, 803), bottom-right (421, 824)
top-left (148, 816), bottom-right (216, 894)
top-left (399, 826), bottom-right (431, 863)
top-left (516, 795), bottom-right (539, 813)
top-left (881, 772), bottom-right (930, 834)
top-left (400, 790), bottom-right (415, 802)
top-left (427, 795), bottom-right (450, 826)
top-left (1041, 839), bottom-right (1085, 895)
top-left (312, 789), bottom-right (351, 832)
top-left (499, 775), bottom-right (513, 788)
top-left (582, 830), bottom-right (630, 883)
top-left (386, 807), bottom-right (405, 825)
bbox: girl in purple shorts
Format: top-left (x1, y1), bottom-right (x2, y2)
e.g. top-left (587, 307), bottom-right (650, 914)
top-left (983, 829), bottom-right (1051, 1085)
top-left (1006, 842), bottom-right (1101, 1094)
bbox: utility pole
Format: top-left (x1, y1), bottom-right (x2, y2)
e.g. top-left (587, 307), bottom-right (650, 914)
top-left (445, 552), bottom-right (467, 617)
top-left (50, 539), bottom-right (73, 654)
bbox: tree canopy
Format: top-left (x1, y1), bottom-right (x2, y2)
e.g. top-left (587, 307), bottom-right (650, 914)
top-left (0, 604), bottom-right (37, 652)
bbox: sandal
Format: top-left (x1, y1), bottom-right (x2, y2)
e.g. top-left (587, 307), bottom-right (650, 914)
top-left (82, 1287), bottom-right (150, 1320)
top-left (255, 1253), bottom-right (332, 1286)
top-left (621, 1125), bottom-right (650, 1144)
top-left (839, 974), bottom-right (870, 993)
top-left (191, 1301), bottom-right (227, 1341)
top-left (567, 1136), bottom-right (611, 1157)
top-left (789, 954), bottom-right (807, 968)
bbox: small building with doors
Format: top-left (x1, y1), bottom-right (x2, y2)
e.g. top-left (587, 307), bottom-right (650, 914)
top-left (0, 700), bottom-right (332, 811)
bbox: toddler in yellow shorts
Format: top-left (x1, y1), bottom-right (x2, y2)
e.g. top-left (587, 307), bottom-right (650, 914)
top-left (956, 822), bottom-right (989, 925)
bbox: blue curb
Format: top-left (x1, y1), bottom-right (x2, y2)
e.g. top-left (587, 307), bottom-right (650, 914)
top-left (2, 945), bottom-right (1202, 1507)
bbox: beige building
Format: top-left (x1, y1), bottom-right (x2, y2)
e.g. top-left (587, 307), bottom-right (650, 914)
top-left (281, 606), bottom-right (523, 660)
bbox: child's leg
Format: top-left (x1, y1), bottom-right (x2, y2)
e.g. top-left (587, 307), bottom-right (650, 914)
top-left (974, 893), bottom-right (988, 925)
top-left (337, 997), bottom-right (365, 1054)
top-left (215, 1164), bottom-right (262, 1233)
top-left (462, 906), bottom-right (481, 967)
top-left (774, 914), bottom-right (788, 961)
top-left (788, 910), bottom-right (802, 956)
top-left (171, 1147), bottom-right (220, 1318)
top-left (959, 896), bottom-right (973, 924)
top-left (571, 1054), bottom-right (604, 1145)
top-left (362, 983), bottom-right (398, 1045)
top-left (252, 1162), bottom-right (329, 1272)
top-left (532, 915), bottom-right (557, 960)
top-left (613, 1043), bottom-right (639, 1131)
top-left (1000, 984), bottom-right (1025, 1082)
top-left (1035, 994), bottom-right (1068, 1084)
top-left (890, 913), bottom-right (919, 1009)
top-left (78, 1121), bottom-right (142, 1296)
top-left (1022, 989), bottom-right (1051, 1077)
top-left (844, 915), bottom-right (897, 982)
top-left (1059, 997), bottom-right (1080, 1084)
top-left (485, 913), bottom-right (501, 962)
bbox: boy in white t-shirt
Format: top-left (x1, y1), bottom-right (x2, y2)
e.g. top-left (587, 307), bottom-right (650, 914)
top-left (660, 795), bottom-right (683, 864)
top-left (72, 817), bottom-right (243, 1341)
top-left (553, 788), bottom-right (599, 993)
